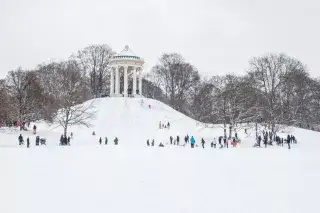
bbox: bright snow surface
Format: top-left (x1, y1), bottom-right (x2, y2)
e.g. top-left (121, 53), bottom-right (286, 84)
top-left (1, 97), bottom-right (320, 213)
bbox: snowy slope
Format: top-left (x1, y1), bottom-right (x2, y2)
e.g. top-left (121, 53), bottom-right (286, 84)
top-left (1, 97), bottom-right (320, 213)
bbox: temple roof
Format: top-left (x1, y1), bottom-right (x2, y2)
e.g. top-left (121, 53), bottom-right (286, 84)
top-left (114, 45), bottom-right (141, 60)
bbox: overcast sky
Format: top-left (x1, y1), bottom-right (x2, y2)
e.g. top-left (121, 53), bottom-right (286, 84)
top-left (1, 0), bottom-right (319, 78)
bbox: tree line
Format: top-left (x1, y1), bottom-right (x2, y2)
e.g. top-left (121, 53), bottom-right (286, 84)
top-left (1, 44), bottom-right (319, 138)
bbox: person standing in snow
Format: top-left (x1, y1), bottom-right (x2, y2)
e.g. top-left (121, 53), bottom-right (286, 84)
top-left (99, 137), bottom-right (102, 145)
top-left (223, 137), bottom-right (227, 148)
top-left (190, 136), bottom-right (195, 148)
top-left (67, 136), bottom-right (71, 145)
top-left (201, 138), bottom-right (205, 149)
top-left (70, 132), bottom-right (73, 139)
top-left (258, 135), bottom-right (262, 147)
top-left (235, 132), bottom-right (238, 139)
top-left (218, 137), bottom-right (222, 147)
top-left (264, 136), bottom-right (267, 148)
top-left (151, 139), bottom-right (155, 146)
top-left (36, 136), bottom-right (40, 146)
top-left (27, 137), bottom-right (30, 148)
top-left (33, 125), bottom-right (37, 135)
top-left (213, 138), bottom-right (217, 148)
top-left (60, 135), bottom-right (64, 145)
top-left (184, 136), bottom-right (188, 144)
top-left (147, 139), bottom-right (150, 146)
top-left (170, 136), bottom-right (173, 145)
top-left (167, 122), bottom-right (170, 129)
top-left (177, 135), bottom-right (180, 145)
top-left (18, 134), bottom-right (23, 145)
top-left (114, 137), bottom-right (119, 145)
top-left (105, 137), bottom-right (108, 145)
top-left (287, 135), bottom-right (291, 145)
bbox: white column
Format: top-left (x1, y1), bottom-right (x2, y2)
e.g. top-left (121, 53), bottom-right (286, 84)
top-left (139, 68), bottom-right (143, 96)
top-left (110, 67), bottom-right (114, 96)
top-left (123, 66), bottom-right (128, 96)
top-left (133, 67), bottom-right (137, 96)
top-left (115, 66), bottom-right (120, 95)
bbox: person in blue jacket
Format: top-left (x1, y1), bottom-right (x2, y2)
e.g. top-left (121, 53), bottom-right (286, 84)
top-left (190, 136), bottom-right (195, 148)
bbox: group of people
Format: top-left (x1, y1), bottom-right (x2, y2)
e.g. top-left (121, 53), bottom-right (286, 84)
top-left (18, 134), bottom-right (46, 148)
top-left (146, 134), bottom-right (240, 149)
top-left (0, 121), bottom-right (37, 132)
top-left (255, 130), bottom-right (297, 149)
top-left (60, 133), bottom-right (72, 146)
top-left (159, 121), bottom-right (171, 129)
top-left (98, 136), bottom-right (119, 145)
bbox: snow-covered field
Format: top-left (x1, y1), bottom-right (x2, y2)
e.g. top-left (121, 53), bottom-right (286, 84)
top-left (1, 98), bottom-right (320, 213)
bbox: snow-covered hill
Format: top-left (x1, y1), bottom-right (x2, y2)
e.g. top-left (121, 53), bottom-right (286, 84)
top-left (1, 97), bottom-right (320, 213)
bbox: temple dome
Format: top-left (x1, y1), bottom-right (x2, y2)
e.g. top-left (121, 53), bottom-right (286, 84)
top-left (114, 45), bottom-right (141, 60)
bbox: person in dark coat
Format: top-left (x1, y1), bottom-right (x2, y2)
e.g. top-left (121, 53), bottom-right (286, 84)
top-left (64, 136), bottom-right (68, 146)
top-left (235, 132), bottom-right (238, 139)
top-left (258, 135), bottom-right (262, 147)
top-left (287, 135), bottom-right (291, 149)
top-left (264, 136), bottom-right (267, 148)
top-left (211, 142), bottom-right (214, 148)
top-left (186, 135), bottom-right (189, 143)
top-left (184, 136), bottom-right (188, 144)
top-left (170, 136), bottom-right (173, 145)
top-left (114, 137), bottom-right (119, 145)
top-left (219, 137), bottom-right (223, 148)
top-left (27, 137), bottom-right (30, 148)
top-left (33, 125), bottom-right (37, 135)
top-left (223, 137), bottom-right (227, 148)
top-left (105, 137), bottom-right (108, 145)
top-left (36, 136), bottom-right (40, 146)
top-left (147, 139), bottom-right (150, 146)
top-left (167, 122), bottom-right (170, 129)
top-left (99, 137), bottom-right (102, 145)
top-left (67, 136), bottom-right (71, 144)
top-left (60, 135), bottom-right (64, 145)
top-left (287, 135), bottom-right (291, 144)
top-left (18, 134), bottom-right (23, 145)
top-left (201, 138), bottom-right (205, 149)
top-left (151, 139), bottom-right (155, 146)
top-left (177, 136), bottom-right (180, 145)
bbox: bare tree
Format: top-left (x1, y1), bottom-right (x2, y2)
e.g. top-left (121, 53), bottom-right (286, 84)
top-left (53, 60), bottom-right (95, 137)
top-left (5, 68), bottom-right (45, 123)
top-left (0, 80), bottom-right (11, 122)
top-left (151, 53), bottom-right (200, 112)
top-left (76, 44), bottom-right (115, 97)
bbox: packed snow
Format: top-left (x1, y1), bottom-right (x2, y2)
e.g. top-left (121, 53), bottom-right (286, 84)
top-left (1, 97), bottom-right (320, 213)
